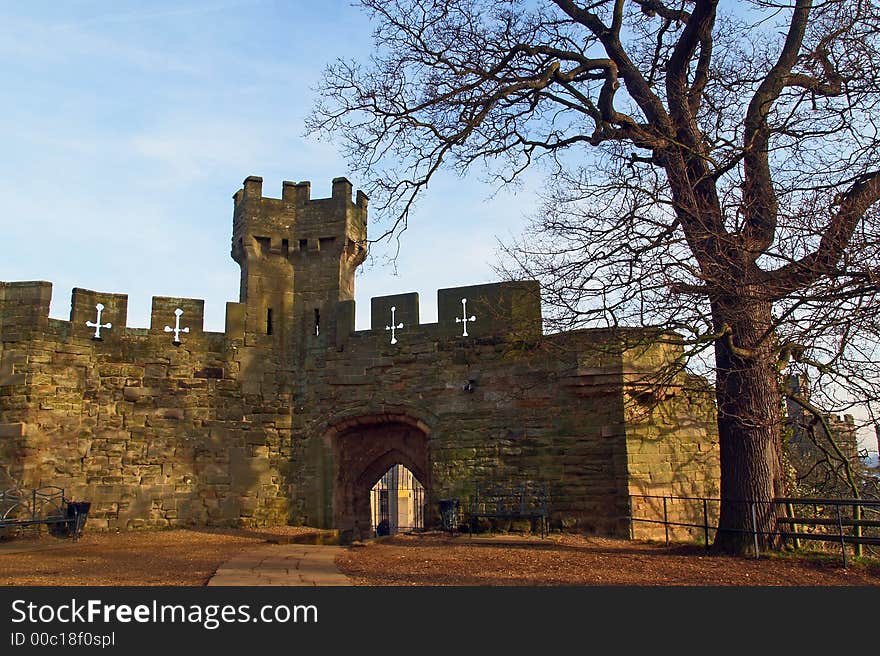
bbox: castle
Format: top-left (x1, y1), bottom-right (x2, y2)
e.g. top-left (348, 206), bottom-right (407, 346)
top-left (0, 176), bottom-right (720, 539)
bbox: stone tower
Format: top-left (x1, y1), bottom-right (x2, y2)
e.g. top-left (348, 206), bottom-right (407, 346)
top-left (230, 176), bottom-right (368, 351)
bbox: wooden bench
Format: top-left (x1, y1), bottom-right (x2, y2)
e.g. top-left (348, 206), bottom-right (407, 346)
top-left (0, 486), bottom-right (89, 541)
top-left (467, 481), bottom-right (549, 538)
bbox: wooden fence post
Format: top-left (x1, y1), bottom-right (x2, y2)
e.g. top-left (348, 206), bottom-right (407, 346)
top-left (785, 502), bottom-right (800, 550)
top-left (853, 503), bottom-right (862, 558)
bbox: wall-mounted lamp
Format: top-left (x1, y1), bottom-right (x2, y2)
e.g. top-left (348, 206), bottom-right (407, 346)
top-left (463, 379), bottom-right (476, 393)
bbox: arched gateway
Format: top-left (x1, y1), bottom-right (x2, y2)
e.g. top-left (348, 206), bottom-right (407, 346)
top-left (324, 414), bottom-right (430, 539)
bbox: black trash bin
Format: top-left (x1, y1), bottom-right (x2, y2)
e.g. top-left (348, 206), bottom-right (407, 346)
top-left (66, 502), bottom-right (90, 540)
top-left (438, 498), bottom-right (460, 532)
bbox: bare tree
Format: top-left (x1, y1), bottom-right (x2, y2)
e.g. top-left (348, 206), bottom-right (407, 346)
top-left (308, 0), bottom-right (880, 553)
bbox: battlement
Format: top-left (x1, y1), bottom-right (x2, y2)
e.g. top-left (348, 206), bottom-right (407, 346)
top-left (0, 167), bottom-right (618, 362)
top-left (0, 281), bottom-right (52, 338)
top-left (0, 280), bottom-right (545, 347)
top-left (232, 176), bottom-right (368, 240)
top-left (0, 177), bottom-right (595, 364)
top-left (230, 176), bottom-right (368, 277)
top-left (0, 283), bottom-right (245, 346)
top-left (233, 176), bottom-right (368, 209)
top-left (365, 281), bottom-right (543, 342)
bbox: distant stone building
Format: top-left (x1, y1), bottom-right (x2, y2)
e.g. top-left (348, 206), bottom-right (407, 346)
top-left (785, 374), bottom-right (860, 489)
top-left (0, 176), bottom-right (720, 540)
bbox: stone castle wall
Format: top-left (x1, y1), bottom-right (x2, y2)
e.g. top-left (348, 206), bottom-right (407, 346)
top-left (0, 177), bottom-right (720, 538)
top-left (0, 282), bottom-right (292, 530)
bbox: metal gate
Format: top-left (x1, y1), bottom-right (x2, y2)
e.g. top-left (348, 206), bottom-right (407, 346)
top-left (370, 464), bottom-right (425, 536)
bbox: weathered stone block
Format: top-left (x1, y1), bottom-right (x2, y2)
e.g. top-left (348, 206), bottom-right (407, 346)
top-left (150, 296), bottom-right (205, 336)
top-left (70, 288), bottom-right (128, 342)
top-left (0, 422), bottom-right (24, 438)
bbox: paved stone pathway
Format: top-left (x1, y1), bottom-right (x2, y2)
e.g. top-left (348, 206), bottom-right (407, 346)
top-left (207, 544), bottom-right (352, 586)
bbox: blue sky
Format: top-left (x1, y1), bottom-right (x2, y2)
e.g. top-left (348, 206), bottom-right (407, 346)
top-left (1, 1), bottom-right (877, 455)
top-left (0, 0), bottom-right (537, 331)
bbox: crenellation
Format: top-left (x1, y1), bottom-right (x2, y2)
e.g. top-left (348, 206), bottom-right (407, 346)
top-left (331, 177), bottom-right (354, 213)
top-left (336, 300), bottom-right (356, 349)
top-left (242, 175), bottom-right (263, 199)
top-left (224, 302), bottom-right (246, 340)
top-left (0, 281), bottom-right (52, 337)
top-left (149, 296), bottom-right (205, 339)
top-left (370, 292), bottom-right (420, 333)
top-left (233, 177), bottom-right (364, 217)
top-left (0, 287), bottom-right (261, 366)
top-left (356, 189), bottom-right (368, 209)
top-left (437, 281), bottom-right (542, 339)
top-left (282, 180), bottom-right (310, 204)
top-left (71, 287), bottom-right (128, 342)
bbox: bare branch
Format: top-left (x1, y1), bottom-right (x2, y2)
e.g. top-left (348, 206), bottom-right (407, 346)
top-left (768, 170), bottom-right (880, 297)
top-left (740, 0), bottom-right (812, 255)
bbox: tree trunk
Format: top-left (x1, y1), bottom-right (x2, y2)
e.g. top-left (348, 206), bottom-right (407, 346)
top-left (711, 297), bottom-right (783, 554)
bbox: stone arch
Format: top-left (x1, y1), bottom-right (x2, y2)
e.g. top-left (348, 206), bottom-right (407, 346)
top-left (324, 413), bottom-right (431, 538)
top-left (354, 447), bottom-right (429, 494)
top-left (320, 403), bottom-right (435, 444)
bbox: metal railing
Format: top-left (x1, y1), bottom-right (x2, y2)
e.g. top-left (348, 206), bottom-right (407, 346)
top-left (370, 485), bottom-right (426, 536)
top-left (628, 494), bottom-right (880, 567)
top-left (0, 486), bottom-right (66, 524)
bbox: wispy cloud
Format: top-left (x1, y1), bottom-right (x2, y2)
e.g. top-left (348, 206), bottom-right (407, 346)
top-left (130, 121), bottom-right (273, 185)
top-left (0, 17), bottom-right (202, 76)
top-left (51, 1), bottom-right (259, 32)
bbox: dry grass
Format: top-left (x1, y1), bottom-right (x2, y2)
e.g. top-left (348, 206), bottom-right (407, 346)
top-left (0, 526), bottom-right (330, 586)
top-left (337, 533), bottom-right (880, 586)
top-left (2, 528), bottom-right (878, 586)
